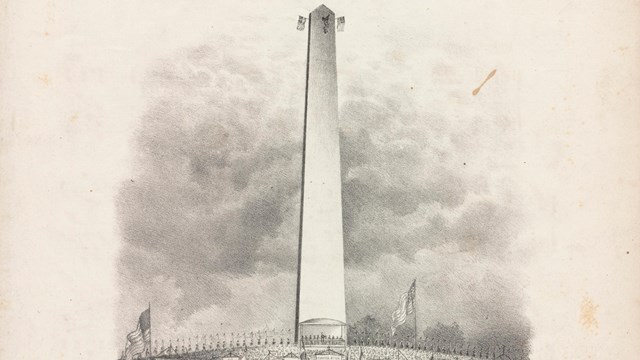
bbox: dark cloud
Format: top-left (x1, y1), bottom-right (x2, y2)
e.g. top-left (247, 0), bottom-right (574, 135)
top-left (116, 41), bottom-right (304, 325)
top-left (117, 38), bottom-right (529, 351)
top-left (338, 87), bottom-right (518, 266)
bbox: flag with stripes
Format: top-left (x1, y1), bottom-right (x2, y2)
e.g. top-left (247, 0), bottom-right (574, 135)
top-left (391, 279), bottom-right (416, 335)
top-left (125, 308), bottom-right (151, 360)
top-left (336, 16), bottom-right (345, 32)
top-left (297, 16), bottom-right (307, 31)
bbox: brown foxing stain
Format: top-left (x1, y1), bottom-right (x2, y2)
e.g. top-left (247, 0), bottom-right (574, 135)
top-left (580, 296), bottom-right (599, 331)
top-left (472, 69), bottom-right (497, 96)
top-left (389, 49), bottom-right (406, 65)
top-left (38, 74), bottom-right (51, 86)
top-left (0, 297), bottom-right (7, 310)
top-left (70, 113), bottom-right (78, 123)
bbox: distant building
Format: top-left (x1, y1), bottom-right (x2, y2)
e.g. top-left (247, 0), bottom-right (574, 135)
top-left (283, 352), bottom-right (300, 360)
top-left (315, 348), bottom-right (345, 360)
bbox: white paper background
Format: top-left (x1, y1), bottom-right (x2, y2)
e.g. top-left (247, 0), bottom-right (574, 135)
top-left (1, 0), bottom-right (639, 359)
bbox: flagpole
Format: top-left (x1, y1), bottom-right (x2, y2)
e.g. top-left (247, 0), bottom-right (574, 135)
top-left (149, 302), bottom-right (152, 360)
top-left (413, 279), bottom-right (417, 349)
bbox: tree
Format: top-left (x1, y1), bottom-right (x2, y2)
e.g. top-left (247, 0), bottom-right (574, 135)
top-left (393, 324), bottom-right (415, 339)
top-left (422, 322), bottom-right (465, 344)
top-left (348, 315), bottom-right (385, 340)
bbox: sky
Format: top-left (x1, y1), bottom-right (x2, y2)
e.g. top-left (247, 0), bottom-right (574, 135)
top-left (115, 1), bottom-right (530, 352)
top-left (2, 1), bottom-right (639, 359)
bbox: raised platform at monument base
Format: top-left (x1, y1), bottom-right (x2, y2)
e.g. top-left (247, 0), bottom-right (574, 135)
top-left (298, 318), bottom-right (347, 351)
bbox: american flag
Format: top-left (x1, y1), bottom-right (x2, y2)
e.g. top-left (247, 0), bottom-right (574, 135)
top-left (297, 16), bottom-right (307, 31)
top-left (125, 308), bottom-right (150, 360)
top-left (336, 16), bottom-right (345, 32)
top-left (391, 279), bottom-right (416, 335)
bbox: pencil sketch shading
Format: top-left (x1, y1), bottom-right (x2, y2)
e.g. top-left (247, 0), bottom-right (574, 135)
top-left (116, 4), bottom-right (530, 360)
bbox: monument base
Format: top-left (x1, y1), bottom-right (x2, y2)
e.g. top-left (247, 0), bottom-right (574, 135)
top-left (298, 318), bottom-right (347, 350)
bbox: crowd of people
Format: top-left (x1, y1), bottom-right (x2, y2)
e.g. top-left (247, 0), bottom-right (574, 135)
top-left (300, 335), bottom-right (345, 346)
top-left (142, 342), bottom-right (519, 360)
top-left (144, 334), bottom-right (512, 359)
top-left (346, 345), bottom-right (511, 360)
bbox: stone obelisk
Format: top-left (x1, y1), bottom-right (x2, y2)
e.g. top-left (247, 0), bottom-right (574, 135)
top-left (295, 4), bottom-right (347, 345)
